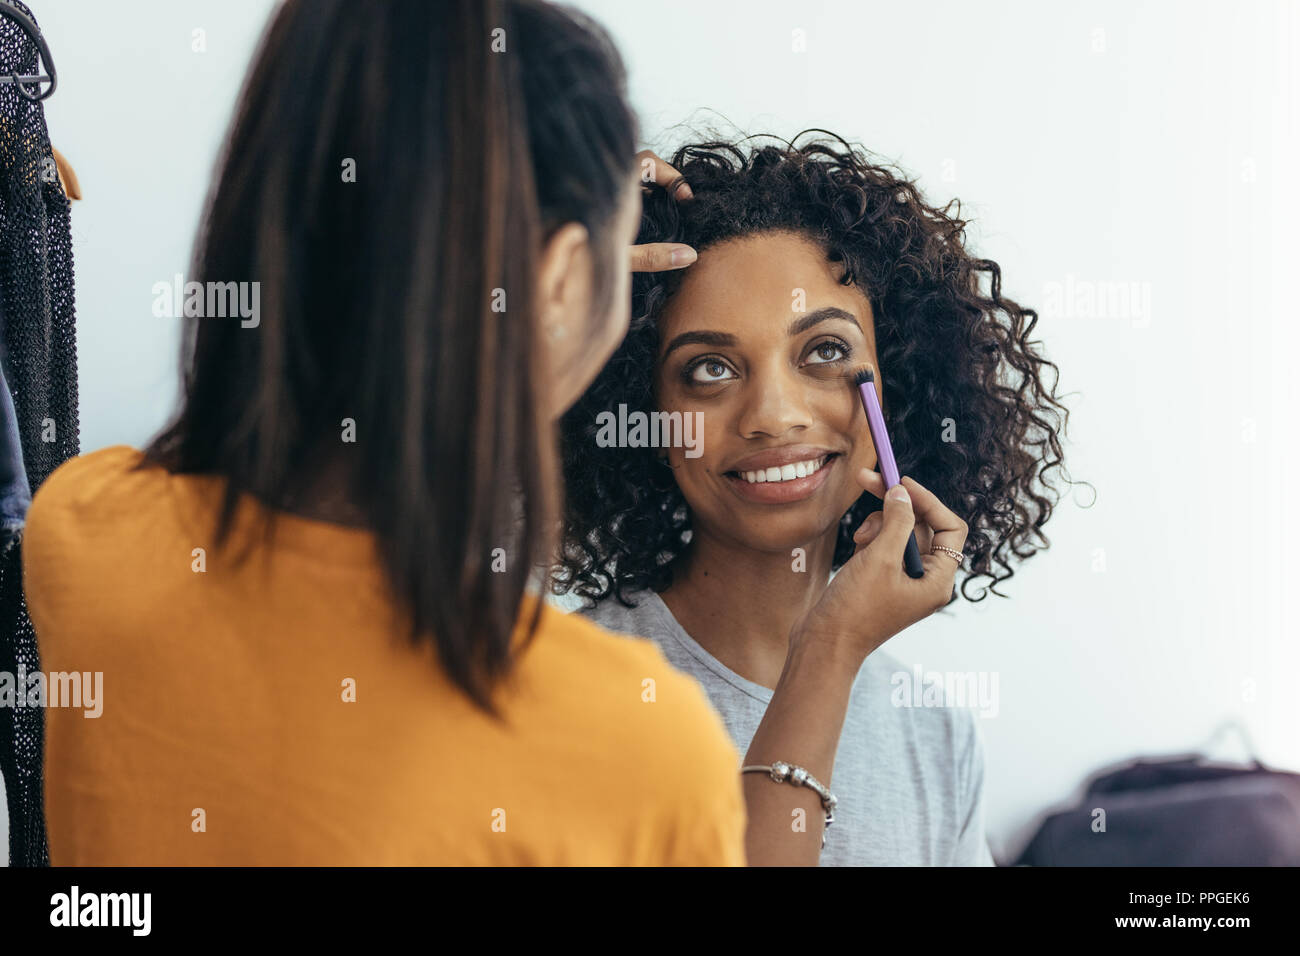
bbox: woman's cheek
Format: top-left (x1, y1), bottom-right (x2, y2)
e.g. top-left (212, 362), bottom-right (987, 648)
top-left (660, 395), bottom-right (717, 470)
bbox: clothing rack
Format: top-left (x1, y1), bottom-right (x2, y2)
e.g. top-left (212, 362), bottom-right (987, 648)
top-left (0, 0), bottom-right (54, 101)
top-left (0, 0), bottom-right (73, 868)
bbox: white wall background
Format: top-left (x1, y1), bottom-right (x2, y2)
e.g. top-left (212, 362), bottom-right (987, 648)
top-left (4, 0), bottom-right (1297, 863)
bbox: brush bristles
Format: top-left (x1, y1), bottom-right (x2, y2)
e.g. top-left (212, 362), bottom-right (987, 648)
top-left (849, 364), bottom-right (875, 386)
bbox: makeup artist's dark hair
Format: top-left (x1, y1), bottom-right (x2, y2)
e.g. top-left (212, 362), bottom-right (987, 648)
top-left (553, 131), bottom-right (1085, 607)
top-left (143, 0), bottom-right (637, 714)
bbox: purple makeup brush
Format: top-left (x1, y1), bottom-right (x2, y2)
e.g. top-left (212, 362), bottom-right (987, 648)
top-left (850, 364), bottom-right (924, 578)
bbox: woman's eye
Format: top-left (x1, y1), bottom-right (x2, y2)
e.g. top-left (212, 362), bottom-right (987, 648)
top-left (806, 341), bottom-right (849, 365)
top-left (688, 359), bottom-right (735, 384)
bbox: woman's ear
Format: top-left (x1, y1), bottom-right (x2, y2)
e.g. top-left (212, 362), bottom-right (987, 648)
top-left (535, 221), bottom-right (608, 421)
top-left (534, 178), bottom-right (638, 421)
top-left (536, 222), bottom-right (592, 343)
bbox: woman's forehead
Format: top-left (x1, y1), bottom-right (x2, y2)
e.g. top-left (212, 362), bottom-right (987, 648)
top-left (659, 232), bottom-right (872, 337)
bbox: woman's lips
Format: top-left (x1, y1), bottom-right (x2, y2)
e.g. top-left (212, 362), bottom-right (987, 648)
top-left (723, 454), bottom-right (837, 504)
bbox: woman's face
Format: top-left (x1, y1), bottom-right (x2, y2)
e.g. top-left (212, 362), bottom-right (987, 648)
top-left (654, 231), bottom-right (882, 556)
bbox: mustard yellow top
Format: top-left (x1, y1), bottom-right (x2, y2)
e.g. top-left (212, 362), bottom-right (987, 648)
top-left (24, 446), bottom-right (746, 865)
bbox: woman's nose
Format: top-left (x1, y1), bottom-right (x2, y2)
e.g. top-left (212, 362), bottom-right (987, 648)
top-left (737, 368), bottom-right (815, 438)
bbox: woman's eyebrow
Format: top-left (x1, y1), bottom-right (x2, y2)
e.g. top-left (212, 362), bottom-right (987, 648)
top-left (787, 307), bottom-right (861, 336)
top-left (659, 307), bottom-right (860, 360)
top-left (660, 329), bottom-right (737, 360)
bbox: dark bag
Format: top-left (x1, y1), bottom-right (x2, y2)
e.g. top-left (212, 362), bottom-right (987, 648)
top-left (1015, 739), bottom-right (1300, 866)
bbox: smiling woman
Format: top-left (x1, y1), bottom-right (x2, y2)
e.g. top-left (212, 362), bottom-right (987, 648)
top-left (553, 131), bottom-right (1082, 866)
top-left (556, 132), bottom-right (1076, 606)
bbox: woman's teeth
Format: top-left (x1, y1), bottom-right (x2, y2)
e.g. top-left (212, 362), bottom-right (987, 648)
top-left (738, 455), bottom-right (829, 484)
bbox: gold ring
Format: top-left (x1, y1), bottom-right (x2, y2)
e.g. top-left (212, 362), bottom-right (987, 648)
top-left (930, 545), bottom-right (964, 566)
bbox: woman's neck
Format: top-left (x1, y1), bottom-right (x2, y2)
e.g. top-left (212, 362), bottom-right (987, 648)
top-left (271, 449), bottom-right (370, 529)
top-left (658, 524), bottom-right (840, 690)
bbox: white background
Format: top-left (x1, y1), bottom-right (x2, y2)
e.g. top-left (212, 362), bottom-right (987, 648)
top-left (4, 0), bottom-right (1297, 863)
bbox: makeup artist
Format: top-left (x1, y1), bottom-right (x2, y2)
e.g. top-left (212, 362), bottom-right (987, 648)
top-left (24, 0), bottom-right (742, 865)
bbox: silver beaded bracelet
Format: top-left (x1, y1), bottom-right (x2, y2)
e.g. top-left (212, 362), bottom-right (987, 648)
top-left (741, 761), bottom-right (837, 850)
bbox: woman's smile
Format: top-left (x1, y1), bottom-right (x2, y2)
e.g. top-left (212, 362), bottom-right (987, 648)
top-left (723, 447), bottom-right (842, 504)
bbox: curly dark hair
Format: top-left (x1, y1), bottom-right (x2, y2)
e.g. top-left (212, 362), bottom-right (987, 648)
top-left (551, 130), bottom-right (1084, 608)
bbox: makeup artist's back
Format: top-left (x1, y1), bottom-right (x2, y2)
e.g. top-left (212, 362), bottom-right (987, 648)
top-left (26, 446), bottom-right (745, 865)
top-left (22, 0), bottom-right (747, 865)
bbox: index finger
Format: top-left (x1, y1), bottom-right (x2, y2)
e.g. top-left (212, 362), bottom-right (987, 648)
top-left (636, 150), bottom-right (693, 200)
top-left (630, 242), bottom-right (697, 273)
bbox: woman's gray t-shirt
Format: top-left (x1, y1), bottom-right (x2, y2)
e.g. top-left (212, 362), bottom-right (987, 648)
top-left (578, 589), bottom-right (995, 866)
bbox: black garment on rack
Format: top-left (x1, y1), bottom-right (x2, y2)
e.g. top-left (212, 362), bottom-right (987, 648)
top-left (0, 0), bottom-right (78, 867)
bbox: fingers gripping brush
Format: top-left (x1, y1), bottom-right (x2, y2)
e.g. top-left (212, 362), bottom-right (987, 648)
top-left (850, 365), bottom-right (925, 579)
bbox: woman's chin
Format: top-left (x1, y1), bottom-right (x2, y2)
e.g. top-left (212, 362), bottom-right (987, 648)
top-left (722, 521), bottom-right (844, 561)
